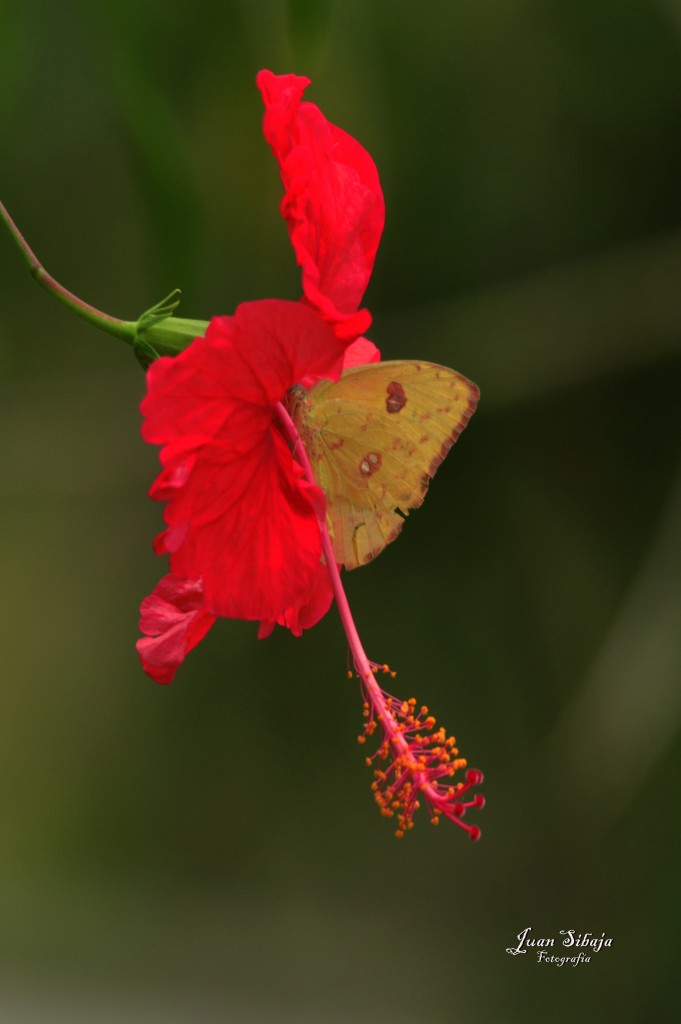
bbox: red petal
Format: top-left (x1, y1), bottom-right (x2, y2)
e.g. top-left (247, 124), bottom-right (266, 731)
top-left (342, 336), bottom-right (381, 370)
top-left (137, 574), bottom-right (216, 684)
top-left (257, 487), bottom-right (336, 638)
top-left (142, 299), bottom-right (347, 447)
top-left (141, 300), bottom-right (345, 627)
top-left (298, 334), bottom-right (381, 390)
top-left (270, 561), bottom-right (335, 637)
top-left (169, 429), bottom-right (327, 622)
top-left (257, 70), bottom-right (385, 336)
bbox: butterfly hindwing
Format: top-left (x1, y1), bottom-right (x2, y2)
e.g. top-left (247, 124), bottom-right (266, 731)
top-left (293, 360), bottom-right (479, 570)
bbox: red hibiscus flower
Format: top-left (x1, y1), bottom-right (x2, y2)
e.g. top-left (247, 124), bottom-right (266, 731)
top-left (137, 71), bottom-right (385, 684)
top-left (1, 69), bottom-right (483, 838)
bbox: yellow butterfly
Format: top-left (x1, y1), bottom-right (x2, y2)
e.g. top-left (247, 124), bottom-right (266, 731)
top-left (292, 361), bottom-right (479, 569)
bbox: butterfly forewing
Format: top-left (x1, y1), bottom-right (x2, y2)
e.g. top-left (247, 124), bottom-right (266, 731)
top-left (294, 360), bottom-right (479, 569)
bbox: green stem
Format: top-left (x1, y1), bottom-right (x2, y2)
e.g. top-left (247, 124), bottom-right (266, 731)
top-left (1, 198), bottom-right (136, 345)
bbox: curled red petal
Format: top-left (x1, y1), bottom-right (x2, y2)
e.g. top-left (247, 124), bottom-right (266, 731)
top-left (257, 70), bottom-right (385, 337)
top-left (137, 574), bottom-right (216, 684)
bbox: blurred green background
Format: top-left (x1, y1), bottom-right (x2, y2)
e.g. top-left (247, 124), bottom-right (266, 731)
top-left (2, 1), bottom-right (681, 1021)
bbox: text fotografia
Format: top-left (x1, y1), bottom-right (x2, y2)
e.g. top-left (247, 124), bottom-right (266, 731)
top-left (506, 927), bottom-right (612, 966)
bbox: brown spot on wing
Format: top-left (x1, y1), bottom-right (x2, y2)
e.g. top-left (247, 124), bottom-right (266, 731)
top-left (386, 380), bottom-right (407, 414)
top-left (359, 451), bottom-right (382, 477)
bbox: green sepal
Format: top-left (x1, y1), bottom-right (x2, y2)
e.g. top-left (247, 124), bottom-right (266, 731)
top-left (133, 333), bottom-right (161, 370)
top-left (132, 288), bottom-right (209, 364)
top-left (137, 288), bottom-right (183, 333)
top-left (140, 315), bottom-right (210, 356)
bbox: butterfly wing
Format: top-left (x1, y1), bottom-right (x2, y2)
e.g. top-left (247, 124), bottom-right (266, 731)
top-left (293, 360), bottom-right (479, 570)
